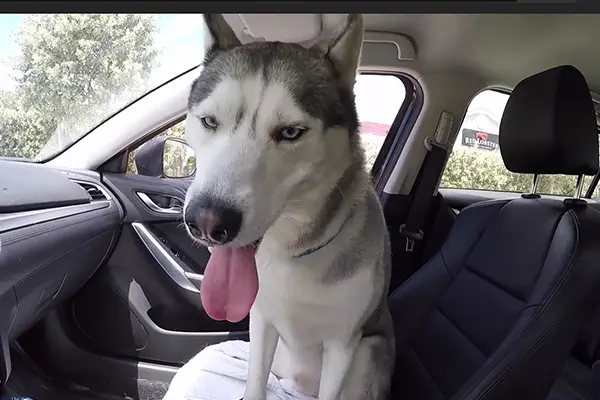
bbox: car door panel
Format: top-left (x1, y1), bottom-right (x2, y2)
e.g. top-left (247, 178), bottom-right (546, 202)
top-left (102, 173), bottom-right (190, 223)
top-left (62, 171), bottom-right (249, 368)
top-left (149, 221), bottom-right (211, 272)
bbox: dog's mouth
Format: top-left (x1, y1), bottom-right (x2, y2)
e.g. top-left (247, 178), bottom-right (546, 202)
top-left (200, 239), bottom-right (262, 323)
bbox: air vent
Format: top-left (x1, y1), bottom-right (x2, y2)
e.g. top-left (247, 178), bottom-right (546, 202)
top-left (73, 181), bottom-right (109, 201)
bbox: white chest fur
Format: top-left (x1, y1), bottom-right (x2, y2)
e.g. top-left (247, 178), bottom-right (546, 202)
top-left (253, 246), bottom-right (375, 348)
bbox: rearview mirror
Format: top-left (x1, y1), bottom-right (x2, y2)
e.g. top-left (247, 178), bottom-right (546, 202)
top-left (162, 138), bottom-right (196, 178)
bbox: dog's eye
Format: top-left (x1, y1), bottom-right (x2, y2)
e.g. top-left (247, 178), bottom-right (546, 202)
top-left (200, 116), bottom-right (219, 130)
top-left (277, 126), bottom-right (307, 142)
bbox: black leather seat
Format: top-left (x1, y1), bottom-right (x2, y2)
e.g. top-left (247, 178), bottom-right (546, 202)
top-left (388, 65), bottom-right (600, 400)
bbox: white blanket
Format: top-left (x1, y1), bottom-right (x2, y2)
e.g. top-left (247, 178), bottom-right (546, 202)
top-left (163, 340), bottom-right (317, 400)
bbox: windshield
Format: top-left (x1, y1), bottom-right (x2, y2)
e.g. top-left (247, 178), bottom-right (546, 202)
top-left (0, 14), bottom-right (205, 161)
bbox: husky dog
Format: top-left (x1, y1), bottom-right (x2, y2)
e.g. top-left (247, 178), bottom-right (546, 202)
top-left (182, 13), bottom-right (395, 400)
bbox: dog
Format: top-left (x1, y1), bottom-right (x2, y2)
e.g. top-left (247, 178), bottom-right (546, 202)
top-left (182, 13), bottom-right (395, 400)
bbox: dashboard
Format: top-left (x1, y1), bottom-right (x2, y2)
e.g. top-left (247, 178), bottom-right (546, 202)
top-left (0, 159), bottom-right (123, 383)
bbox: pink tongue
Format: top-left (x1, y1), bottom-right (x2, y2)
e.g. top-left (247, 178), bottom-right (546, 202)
top-left (200, 245), bottom-right (258, 323)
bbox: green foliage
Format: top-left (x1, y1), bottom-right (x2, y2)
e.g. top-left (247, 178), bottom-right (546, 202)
top-left (164, 121), bottom-right (186, 139)
top-left (0, 14), bottom-right (158, 160)
top-left (441, 147), bottom-right (599, 197)
top-left (0, 91), bottom-right (53, 158)
top-left (360, 134), bottom-right (385, 172)
top-left (164, 140), bottom-right (196, 178)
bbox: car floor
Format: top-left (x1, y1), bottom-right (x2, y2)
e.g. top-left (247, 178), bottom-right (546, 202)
top-left (0, 344), bottom-right (126, 400)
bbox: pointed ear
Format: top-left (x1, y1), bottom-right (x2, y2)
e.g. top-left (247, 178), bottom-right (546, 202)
top-left (203, 14), bottom-right (241, 51)
top-left (313, 14), bottom-right (364, 89)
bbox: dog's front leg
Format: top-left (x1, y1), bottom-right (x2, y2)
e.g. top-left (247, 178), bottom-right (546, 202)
top-left (244, 309), bottom-right (279, 400)
top-left (318, 335), bottom-right (361, 400)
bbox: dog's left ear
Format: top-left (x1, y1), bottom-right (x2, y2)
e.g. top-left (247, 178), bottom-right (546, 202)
top-left (203, 14), bottom-right (241, 51)
top-left (313, 14), bottom-right (364, 89)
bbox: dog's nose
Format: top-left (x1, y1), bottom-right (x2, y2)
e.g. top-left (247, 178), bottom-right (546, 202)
top-left (184, 198), bottom-right (242, 244)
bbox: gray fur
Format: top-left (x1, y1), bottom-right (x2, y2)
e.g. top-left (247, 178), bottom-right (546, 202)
top-left (203, 14), bottom-right (241, 50)
top-left (293, 155), bottom-right (362, 250)
top-left (321, 188), bottom-right (388, 286)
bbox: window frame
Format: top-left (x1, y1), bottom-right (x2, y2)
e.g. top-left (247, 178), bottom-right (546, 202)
top-left (367, 73), bottom-right (423, 194)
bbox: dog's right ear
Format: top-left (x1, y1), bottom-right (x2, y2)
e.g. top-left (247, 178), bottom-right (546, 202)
top-left (311, 14), bottom-right (364, 90)
top-left (202, 14), bottom-right (241, 51)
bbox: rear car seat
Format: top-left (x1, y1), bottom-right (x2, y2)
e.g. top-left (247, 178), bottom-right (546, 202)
top-left (388, 65), bottom-right (600, 400)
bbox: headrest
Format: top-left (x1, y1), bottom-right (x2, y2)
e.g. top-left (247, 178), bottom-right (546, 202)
top-left (499, 65), bottom-right (599, 176)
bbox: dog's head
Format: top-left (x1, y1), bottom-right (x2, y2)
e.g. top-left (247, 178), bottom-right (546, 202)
top-left (184, 14), bottom-right (364, 247)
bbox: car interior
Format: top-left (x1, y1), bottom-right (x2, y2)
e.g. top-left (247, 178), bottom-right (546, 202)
top-left (2, 12), bottom-right (600, 400)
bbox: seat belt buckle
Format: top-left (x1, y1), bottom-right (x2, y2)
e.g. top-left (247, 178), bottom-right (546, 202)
top-left (398, 224), bottom-right (424, 253)
top-left (424, 135), bottom-right (450, 152)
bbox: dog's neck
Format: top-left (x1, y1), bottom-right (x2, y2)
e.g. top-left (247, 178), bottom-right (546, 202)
top-left (262, 159), bottom-right (370, 257)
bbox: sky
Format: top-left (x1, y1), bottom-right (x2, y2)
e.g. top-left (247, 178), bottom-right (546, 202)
top-left (0, 14), bottom-right (23, 91)
top-left (355, 74), bottom-right (406, 125)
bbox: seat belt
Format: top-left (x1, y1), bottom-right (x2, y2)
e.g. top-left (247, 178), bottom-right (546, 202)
top-left (398, 143), bottom-right (448, 253)
top-left (397, 111), bottom-right (454, 273)
top-left (387, 140), bottom-right (450, 293)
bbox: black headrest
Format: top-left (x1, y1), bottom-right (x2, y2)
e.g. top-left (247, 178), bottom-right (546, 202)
top-left (499, 65), bottom-right (599, 176)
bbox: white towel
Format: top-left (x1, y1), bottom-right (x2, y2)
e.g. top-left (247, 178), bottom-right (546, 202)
top-left (163, 340), bottom-right (317, 400)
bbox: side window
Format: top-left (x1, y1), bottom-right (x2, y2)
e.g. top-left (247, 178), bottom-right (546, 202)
top-left (127, 120), bottom-right (186, 175)
top-left (126, 74), bottom-right (408, 176)
top-left (440, 89), bottom-right (598, 197)
top-left (355, 74), bottom-right (406, 171)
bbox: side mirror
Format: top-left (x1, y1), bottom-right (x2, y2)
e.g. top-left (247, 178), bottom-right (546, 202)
top-left (162, 137), bottom-right (196, 178)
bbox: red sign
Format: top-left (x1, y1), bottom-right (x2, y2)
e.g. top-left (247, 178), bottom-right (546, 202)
top-left (462, 128), bottom-right (499, 151)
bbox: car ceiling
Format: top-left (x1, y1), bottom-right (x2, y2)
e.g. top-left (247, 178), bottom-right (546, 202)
top-left (228, 14), bottom-right (600, 92)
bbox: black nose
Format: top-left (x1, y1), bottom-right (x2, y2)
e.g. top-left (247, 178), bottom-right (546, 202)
top-left (184, 197), bottom-right (243, 244)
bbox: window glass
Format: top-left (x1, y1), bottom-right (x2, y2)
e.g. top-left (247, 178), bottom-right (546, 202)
top-left (355, 74), bottom-right (406, 171)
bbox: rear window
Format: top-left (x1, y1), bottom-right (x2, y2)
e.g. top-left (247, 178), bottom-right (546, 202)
top-left (439, 89), bottom-right (600, 197)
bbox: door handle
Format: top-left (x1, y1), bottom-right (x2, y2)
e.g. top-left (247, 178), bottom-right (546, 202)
top-left (131, 222), bottom-right (202, 294)
top-left (136, 192), bottom-right (183, 215)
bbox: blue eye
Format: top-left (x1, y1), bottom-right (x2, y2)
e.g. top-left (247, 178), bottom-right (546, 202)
top-left (200, 116), bottom-right (218, 130)
top-left (277, 126), bottom-right (307, 142)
